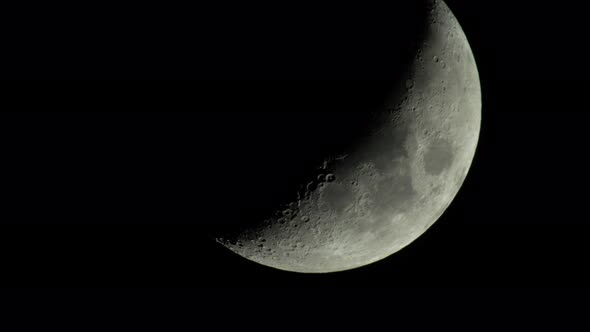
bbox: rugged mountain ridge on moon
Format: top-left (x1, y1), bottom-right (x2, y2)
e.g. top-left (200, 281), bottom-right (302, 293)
top-left (211, 0), bottom-right (481, 273)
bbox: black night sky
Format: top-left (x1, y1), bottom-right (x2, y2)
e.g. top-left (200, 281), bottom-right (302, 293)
top-left (1, 0), bottom-right (588, 294)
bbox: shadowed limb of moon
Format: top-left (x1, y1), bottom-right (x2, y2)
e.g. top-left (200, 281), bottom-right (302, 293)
top-left (213, 0), bottom-right (481, 273)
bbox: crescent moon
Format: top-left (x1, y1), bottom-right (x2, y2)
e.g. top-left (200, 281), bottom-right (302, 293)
top-left (215, 0), bottom-right (481, 273)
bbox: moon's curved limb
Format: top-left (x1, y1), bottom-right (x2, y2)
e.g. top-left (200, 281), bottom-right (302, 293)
top-left (216, 0), bottom-right (481, 273)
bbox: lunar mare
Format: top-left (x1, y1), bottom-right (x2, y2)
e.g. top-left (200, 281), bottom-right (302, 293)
top-left (216, 0), bottom-right (481, 273)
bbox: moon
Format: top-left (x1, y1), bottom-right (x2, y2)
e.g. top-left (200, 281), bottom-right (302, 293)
top-left (212, 0), bottom-right (481, 273)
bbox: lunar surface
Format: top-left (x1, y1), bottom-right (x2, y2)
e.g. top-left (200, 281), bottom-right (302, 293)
top-left (213, 0), bottom-right (481, 273)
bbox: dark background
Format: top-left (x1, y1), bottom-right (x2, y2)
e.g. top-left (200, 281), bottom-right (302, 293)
top-left (0, 0), bottom-right (588, 292)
